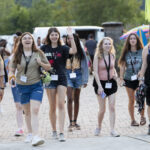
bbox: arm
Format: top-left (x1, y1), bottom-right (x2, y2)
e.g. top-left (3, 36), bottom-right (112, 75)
top-left (36, 52), bottom-right (51, 71)
top-left (67, 27), bottom-right (77, 55)
top-left (119, 63), bottom-right (126, 86)
top-left (139, 46), bottom-right (148, 83)
top-left (93, 56), bottom-right (103, 94)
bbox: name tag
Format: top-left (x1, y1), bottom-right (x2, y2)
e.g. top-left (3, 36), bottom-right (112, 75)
top-left (51, 75), bottom-right (58, 81)
top-left (69, 72), bottom-right (76, 79)
top-left (131, 75), bottom-right (137, 81)
top-left (105, 82), bottom-right (112, 89)
top-left (20, 75), bottom-right (27, 83)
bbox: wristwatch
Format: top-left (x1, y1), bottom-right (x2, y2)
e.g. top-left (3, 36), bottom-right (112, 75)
top-left (0, 87), bottom-right (4, 90)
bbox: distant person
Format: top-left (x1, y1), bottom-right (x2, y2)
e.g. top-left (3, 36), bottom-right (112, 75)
top-left (118, 33), bottom-right (146, 126)
top-left (0, 39), bottom-right (11, 83)
top-left (62, 35), bottom-right (67, 45)
top-left (0, 55), bottom-right (4, 114)
top-left (37, 37), bottom-right (42, 49)
top-left (85, 34), bottom-right (97, 74)
top-left (8, 32), bottom-right (24, 136)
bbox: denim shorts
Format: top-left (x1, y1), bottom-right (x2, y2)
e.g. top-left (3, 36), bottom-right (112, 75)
top-left (66, 69), bottom-right (82, 89)
top-left (45, 75), bottom-right (67, 89)
top-left (11, 87), bottom-right (21, 103)
top-left (17, 81), bottom-right (44, 104)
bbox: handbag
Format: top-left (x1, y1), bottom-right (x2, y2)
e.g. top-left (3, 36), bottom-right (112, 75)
top-left (39, 67), bottom-right (51, 84)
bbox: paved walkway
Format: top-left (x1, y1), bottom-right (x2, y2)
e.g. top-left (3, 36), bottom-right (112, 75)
top-left (0, 76), bottom-right (150, 149)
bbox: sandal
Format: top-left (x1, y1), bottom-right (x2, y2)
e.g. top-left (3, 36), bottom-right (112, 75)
top-left (140, 117), bottom-right (146, 126)
top-left (131, 120), bottom-right (139, 126)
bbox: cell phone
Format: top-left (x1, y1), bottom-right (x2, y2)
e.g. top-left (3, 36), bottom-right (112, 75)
top-left (11, 79), bottom-right (16, 87)
top-left (101, 91), bottom-right (106, 99)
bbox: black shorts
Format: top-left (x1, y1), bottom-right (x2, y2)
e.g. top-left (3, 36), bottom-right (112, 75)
top-left (93, 78), bottom-right (118, 97)
top-left (146, 86), bottom-right (150, 106)
top-left (124, 79), bottom-right (139, 90)
top-left (45, 75), bottom-right (67, 89)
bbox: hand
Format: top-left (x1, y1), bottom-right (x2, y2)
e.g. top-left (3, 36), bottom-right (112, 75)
top-left (83, 84), bottom-right (87, 88)
top-left (36, 57), bottom-right (42, 66)
top-left (119, 78), bottom-right (125, 87)
top-left (67, 27), bottom-right (73, 36)
top-left (97, 86), bottom-right (104, 95)
top-left (0, 89), bottom-right (4, 100)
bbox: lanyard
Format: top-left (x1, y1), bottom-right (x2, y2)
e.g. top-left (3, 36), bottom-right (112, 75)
top-left (129, 52), bottom-right (136, 74)
top-left (22, 51), bottom-right (33, 75)
top-left (103, 53), bottom-right (111, 81)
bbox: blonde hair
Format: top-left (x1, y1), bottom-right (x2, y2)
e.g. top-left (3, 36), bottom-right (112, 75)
top-left (95, 37), bottom-right (115, 59)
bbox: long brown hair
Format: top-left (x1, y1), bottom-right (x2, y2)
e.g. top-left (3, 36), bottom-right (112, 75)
top-left (45, 27), bottom-right (62, 46)
top-left (13, 32), bottom-right (39, 64)
top-left (118, 33), bottom-right (143, 67)
top-left (95, 37), bottom-right (115, 59)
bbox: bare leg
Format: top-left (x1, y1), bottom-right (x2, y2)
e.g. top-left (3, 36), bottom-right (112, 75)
top-left (30, 100), bottom-right (41, 136)
top-left (46, 89), bottom-right (57, 131)
top-left (15, 103), bottom-right (23, 129)
top-left (22, 103), bottom-right (32, 133)
top-left (57, 85), bottom-right (66, 133)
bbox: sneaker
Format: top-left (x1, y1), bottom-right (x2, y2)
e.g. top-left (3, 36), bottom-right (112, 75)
top-left (52, 131), bottom-right (58, 139)
top-left (148, 125), bottom-right (150, 135)
top-left (32, 136), bottom-right (45, 146)
top-left (68, 124), bottom-right (73, 132)
top-left (24, 134), bottom-right (33, 143)
top-left (14, 129), bottom-right (24, 136)
top-left (59, 133), bottom-right (66, 142)
top-left (110, 131), bottom-right (120, 137)
top-left (94, 128), bottom-right (101, 136)
top-left (74, 124), bottom-right (81, 130)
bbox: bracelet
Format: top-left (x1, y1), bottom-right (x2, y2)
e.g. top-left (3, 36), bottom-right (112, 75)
top-left (9, 75), bottom-right (16, 81)
top-left (0, 87), bottom-right (4, 90)
top-left (138, 77), bottom-right (144, 81)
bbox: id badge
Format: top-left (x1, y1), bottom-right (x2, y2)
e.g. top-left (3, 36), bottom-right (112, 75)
top-left (20, 75), bottom-right (27, 83)
top-left (131, 75), bottom-right (137, 81)
top-left (105, 82), bottom-right (112, 89)
top-left (69, 72), bottom-right (76, 79)
top-left (51, 75), bottom-right (58, 81)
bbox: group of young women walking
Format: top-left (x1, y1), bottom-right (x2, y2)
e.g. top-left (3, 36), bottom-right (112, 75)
top-left (1, 27), bottom-right (150, 146)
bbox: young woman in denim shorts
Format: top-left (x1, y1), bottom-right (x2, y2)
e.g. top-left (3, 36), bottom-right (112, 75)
top-left (66, 34), bottom-right (89, 131)
top-left (9, 32), bottom-right (51, 146)
top-left (8, 33), bottom-right (24, 136)
top-left (118, 33), bottom-right (146, 126)
top-left (41, 27), bottom-right (77, 142)
top-left (93, 37), bottom-right (119, 137)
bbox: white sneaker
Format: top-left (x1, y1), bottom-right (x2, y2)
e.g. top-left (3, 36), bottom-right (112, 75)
top-left (52, 131), bottom-right (58, 139)
top-left (24, 134), bottom-right (33, 143)
top-left (32, 136), bottom-right (45, 146)
top-left (110, 131), bottom-right (120, 137)
top-left (0, 105), bottom-right (3, 115)
top-left (59, 133), bottom-right (66, 142)
top-left (94, 128), bottom-right (101, 136)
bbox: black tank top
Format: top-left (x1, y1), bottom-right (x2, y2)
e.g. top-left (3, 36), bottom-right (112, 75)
top-left (145, 46), bottom-right (150, 86)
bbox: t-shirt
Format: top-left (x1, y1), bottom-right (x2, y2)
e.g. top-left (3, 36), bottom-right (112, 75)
top-left (124, 49), bottom-right (142, 80)
top-left (66, 56), bottom-right (81, 70)
top-left (85, 40), bottom-right (97, 56)
top-left (9, 51), bottom-right (49, 85)
top-left (0, 55), bottom-right (4, 76)
top-left (41, 45), bottom-right (70, 76)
